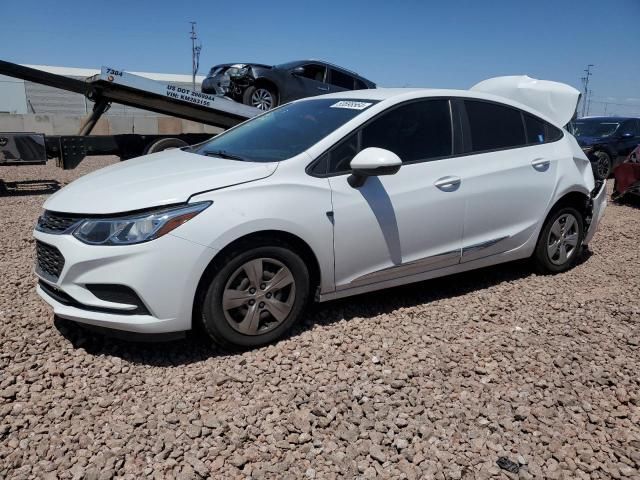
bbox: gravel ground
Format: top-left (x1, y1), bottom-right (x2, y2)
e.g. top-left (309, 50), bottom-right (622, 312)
top-left (1, 157), bottom-right (639, 480)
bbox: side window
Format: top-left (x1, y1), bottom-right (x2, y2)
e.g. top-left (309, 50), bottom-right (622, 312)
top-left (361, 99), bottom-right (452, 163)
top-left (621, 120), bottom-right (639, 136)
top-left (545, 123), bottom-right (563, 142)
top-left (354, 79), bottom-right (367, 90)
top-left (326, 133), bottom-right (359, 174)
top-left (300, 64), bottom-right (326, 83)
top-left (465, 100), bottom-right (526, 152)
top-left (523, 113), bottom-right (563, 144)
top-left (524, 114), bottom-right (546, 144)
top-left (329, 69), bottom-right (355, 90)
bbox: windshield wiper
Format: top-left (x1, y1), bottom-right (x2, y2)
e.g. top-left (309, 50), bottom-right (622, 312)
top-left (203, 149), bottom-right (251, 162)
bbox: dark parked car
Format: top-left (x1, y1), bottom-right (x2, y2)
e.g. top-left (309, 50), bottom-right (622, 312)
top-left (572, 116), bottom-right (640, 179)
top-left (201, 60), bottom-right (376, 111)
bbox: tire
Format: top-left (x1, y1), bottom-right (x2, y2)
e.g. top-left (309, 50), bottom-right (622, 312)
top-left (242, 85), bottom-right (278, 111)
top-left (593, 150), bottom-right (612, 180)
top-left (533, 206), bottom-right (584, 274)
top-left (200, 241), bottom-right (310, 348)
top-left (144, 138), bottom-right (189, 155)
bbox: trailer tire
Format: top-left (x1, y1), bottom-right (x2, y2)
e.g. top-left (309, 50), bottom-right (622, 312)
top-left (144, 138), bottom-right (189, 155)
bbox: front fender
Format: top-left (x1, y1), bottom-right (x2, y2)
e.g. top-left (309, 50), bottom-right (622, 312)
top-left (176, 176), bottom-right (336, 294)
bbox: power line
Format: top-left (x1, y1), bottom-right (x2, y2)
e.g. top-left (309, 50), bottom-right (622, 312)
top-left (589, 99), bottom-right (640, 108)
top-left (580, 64), bottom-right (594, 117)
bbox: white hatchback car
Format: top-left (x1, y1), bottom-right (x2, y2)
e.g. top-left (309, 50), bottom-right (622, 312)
top-left (34, 76), bottom-right (607, 348)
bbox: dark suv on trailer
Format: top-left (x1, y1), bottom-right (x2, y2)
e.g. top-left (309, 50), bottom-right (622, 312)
top-left (201, 60), bottom-right (376, 111)
top-left (573, 117), bottom-right (640, 179)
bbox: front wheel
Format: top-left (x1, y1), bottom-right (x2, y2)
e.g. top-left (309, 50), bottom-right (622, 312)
top-left (200, 243), bottom-right (310, 348)
top-left (243, 85), bottom-right (278, 111)
top-left (533, 207), bottom-right (584, 274)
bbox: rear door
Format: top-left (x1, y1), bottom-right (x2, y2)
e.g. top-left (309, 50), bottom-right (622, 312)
top-left (458, 99), bottom-right (560, 262)
top-left (617, 120), bottom-right (640, 159)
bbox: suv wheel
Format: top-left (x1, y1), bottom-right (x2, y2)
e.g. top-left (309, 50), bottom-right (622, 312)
top-left (243, 86), bottom-right (278, 111)
top-left (593, 150), bottom-right (612, 180)
top-left (200, 242), bottom-right (310, 348)
top-left (534, 207), bottom-right (584, 273)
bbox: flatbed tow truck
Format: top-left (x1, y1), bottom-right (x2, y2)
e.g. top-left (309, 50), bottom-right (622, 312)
top-left (0, 60), bottom-right (260, 169)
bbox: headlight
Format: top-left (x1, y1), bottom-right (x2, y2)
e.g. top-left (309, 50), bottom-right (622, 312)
top-left (581, 146), bottom-right (594, 153)
top-left (229, 66), bottom-right (249, 78)
top-left (72, 202), bottom-right (211, 245)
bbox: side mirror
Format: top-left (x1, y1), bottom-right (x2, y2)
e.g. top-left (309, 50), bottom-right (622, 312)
top-left (291, 66), bottom-right (305, 76)
top-left (348, 147), bottom-right (401, 188)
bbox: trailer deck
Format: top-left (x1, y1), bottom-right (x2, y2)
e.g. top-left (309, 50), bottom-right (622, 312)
top-left (0, 60), bottom-right (260, 169)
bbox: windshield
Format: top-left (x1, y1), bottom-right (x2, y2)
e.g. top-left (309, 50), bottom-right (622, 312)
top-left (192, 99), bottom-right (378, 162)
top-left (573, 120), bottom-right (620, 138)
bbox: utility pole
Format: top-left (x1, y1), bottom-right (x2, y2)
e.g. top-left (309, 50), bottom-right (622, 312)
top-left (190, 21), bottom-right (202, 92)
top-left (580, 64), bottom-right (594, 117)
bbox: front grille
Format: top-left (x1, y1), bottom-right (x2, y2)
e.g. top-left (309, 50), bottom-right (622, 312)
top-left (35, 240), bottom-right (65, 281)
top-left (36, 211), bottom-right (81, 234)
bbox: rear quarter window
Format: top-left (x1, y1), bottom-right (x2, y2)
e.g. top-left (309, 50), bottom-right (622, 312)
top-left (330, 69), bottom-right (356, 90)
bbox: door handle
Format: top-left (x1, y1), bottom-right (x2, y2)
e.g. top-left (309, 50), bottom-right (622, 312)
top-left (434, 176), bottom-right (461, 191)
top-left (317, 86), bottom-right (329, 91)
top-left (531, 158), bottom-right (550, 171)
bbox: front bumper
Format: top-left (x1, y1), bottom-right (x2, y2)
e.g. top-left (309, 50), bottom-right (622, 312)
top-left (34, 230), bottom-right (215, 334)
top-left (584, 181), bottom-right (607, 245)
top-left (201, 75), bottom-right (231, 95)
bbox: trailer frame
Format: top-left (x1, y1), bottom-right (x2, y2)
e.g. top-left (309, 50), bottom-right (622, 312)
top-left (0, 60), bottom-right (260, 169)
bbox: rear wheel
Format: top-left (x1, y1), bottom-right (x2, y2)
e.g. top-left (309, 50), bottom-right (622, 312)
top-left (243, 85), bottom-right (278, 111)
top-left (534, 207), bottom-right (584, 273)
top-left (593, 150), bottom-right (612, 180)
top-left (200, 242), bottom-right (310, 348)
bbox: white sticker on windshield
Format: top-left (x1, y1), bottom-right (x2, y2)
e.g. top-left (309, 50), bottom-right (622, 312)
top-left (330, 101), bottom-right (373, 110)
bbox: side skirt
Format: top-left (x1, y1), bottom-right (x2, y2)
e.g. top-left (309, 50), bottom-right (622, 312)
top-left (318, 245), bottom-right (531, 303)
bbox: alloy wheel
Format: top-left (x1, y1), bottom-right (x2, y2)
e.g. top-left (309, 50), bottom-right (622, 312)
top-left (251, 88), bottom-right (274, 110)
top-left (222, 258), bottom-right (295, 335)
top-left (547, 213), bottom-right (580, 266)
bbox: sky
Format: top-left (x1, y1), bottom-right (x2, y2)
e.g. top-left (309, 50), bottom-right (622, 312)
top-left (2, 0), bottom-right (639, 116)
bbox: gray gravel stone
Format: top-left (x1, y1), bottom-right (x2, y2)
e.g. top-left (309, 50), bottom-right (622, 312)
top-left (1, 158), bottom-right (639, 479)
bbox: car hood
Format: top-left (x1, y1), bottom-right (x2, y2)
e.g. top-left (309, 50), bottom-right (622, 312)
top-left (44, 149), bottom-right (278, 214)
top-left (575, 135), bottom-right (610, 147)
top-left (213, 63), bottom-right (272, 70)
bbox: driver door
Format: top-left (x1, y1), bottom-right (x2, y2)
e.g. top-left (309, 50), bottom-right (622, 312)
top-left (322, 99), bottom-right (467, 292)
top-left (286, 63), bottom-right (330, 101)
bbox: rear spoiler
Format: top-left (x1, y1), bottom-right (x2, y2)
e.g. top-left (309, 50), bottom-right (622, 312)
top-left (470, 76), bottom-right (580, 127)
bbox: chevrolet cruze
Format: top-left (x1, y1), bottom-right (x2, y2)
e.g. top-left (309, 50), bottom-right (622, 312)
top-left (34, 76), bottom-right (607, 348)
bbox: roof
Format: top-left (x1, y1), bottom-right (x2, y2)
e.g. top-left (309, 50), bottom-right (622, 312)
top-left (301, 87), bottom-right (566, 127)
top-left (22, 64), bottom-right (205, 83)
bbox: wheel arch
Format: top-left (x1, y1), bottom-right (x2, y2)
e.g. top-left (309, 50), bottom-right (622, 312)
top-left (192, 229), bottom-right (321, 322)
top-left (547, 189), bottom-right (592, 231)
top-left (252, 77), bottom-right (279, 97)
